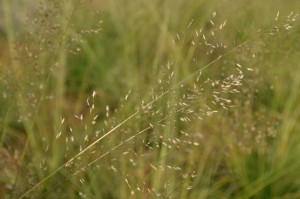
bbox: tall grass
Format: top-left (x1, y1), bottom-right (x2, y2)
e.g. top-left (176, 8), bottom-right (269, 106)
top-left (0, 0), bottom-right (299, 198)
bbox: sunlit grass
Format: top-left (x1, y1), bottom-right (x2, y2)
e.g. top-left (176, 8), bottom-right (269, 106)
top-left (0, 0), bottom-right (299, 198)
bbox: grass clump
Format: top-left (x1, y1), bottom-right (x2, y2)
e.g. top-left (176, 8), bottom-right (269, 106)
top-left (0, 0), bottom-right (300, 198)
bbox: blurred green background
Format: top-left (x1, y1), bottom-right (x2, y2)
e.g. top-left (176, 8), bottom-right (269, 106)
top-left (0, 0), bottom-right (300, 198)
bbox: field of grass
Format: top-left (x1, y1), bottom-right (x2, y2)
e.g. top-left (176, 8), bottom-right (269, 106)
top-left (0, 0), bottom-right (300, 198)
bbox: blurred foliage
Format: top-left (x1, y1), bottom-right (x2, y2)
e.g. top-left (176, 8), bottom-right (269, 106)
top-left (0, 0), bottom-right (300, 198)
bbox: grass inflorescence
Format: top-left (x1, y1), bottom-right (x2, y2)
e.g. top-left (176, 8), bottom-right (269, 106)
top-left (0, 0), bottom-right (300, 199)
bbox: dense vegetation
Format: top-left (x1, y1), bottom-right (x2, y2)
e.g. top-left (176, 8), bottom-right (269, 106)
top-left (0, 0), bottom-right (299, 198)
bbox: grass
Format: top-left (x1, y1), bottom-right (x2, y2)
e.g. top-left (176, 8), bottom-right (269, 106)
top-left (0, 0), bottom-right (300, 198)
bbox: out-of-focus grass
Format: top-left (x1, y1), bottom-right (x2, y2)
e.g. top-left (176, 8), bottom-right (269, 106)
top-left (0, 0), bottom-right (300, 198)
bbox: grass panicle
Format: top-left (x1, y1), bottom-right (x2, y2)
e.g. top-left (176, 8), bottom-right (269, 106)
top-left (0, 1), bottom-right (299, 199)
